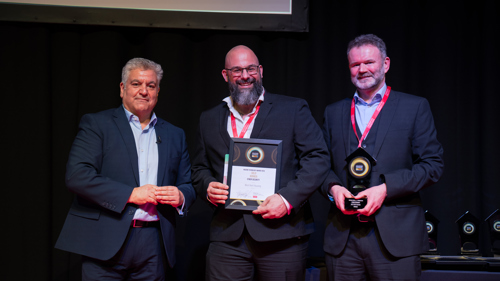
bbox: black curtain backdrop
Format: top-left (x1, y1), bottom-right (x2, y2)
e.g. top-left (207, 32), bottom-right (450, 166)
top-left (2, 1), bottom-right (499, 280)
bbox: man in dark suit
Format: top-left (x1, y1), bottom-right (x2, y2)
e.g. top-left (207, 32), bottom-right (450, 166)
top-left (322, 34), bottom-right (444, 280)
top-left (55, 58), bottom-right (196, 281)
top-left (191, 45), bottom-right (330, 281)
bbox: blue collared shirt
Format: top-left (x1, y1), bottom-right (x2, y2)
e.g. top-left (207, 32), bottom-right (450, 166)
top-left (353, 84), bottom-right (388, 140)
top-left (123, 106), bottom-right (159, 221)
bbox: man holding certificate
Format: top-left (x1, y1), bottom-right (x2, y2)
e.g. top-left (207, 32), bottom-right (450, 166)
top-left (191, 45), bottom-right (330, 281)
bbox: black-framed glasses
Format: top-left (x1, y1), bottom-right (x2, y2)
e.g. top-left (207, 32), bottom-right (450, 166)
top-left (225, 65), bottom-right (260, 76)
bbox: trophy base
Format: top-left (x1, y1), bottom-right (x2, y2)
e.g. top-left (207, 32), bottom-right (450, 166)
top-left (345, 198), bottom-right (367, 210)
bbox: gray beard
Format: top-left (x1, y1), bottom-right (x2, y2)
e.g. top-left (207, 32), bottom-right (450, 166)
top-left (352, 64), bottom-right (386, 91)
top-left (229, 79), bottom-right (263, 106)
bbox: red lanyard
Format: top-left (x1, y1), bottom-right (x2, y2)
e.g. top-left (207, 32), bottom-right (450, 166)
top-left (350, 86), bottom-right (391, 148)
top-left (231, 102), bottom-right (261, 138)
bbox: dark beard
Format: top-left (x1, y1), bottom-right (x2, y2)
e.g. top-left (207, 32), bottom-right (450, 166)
top-left (228, 77), bottom-right (263, 106)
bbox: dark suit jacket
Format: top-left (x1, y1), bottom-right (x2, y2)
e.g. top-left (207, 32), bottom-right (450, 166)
top-left (55, 106), bottom-right (196, 267)
top-left (192, 92), bottom-right (330, 242)
top-left (322, 90), bottom-right (444, 258)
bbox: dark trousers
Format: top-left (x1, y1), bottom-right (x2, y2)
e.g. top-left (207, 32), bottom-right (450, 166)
top-left (82, 226), bottom-right (167, 281)
top-left (206, 230), bottom-right (309, 281)
top-left (325, 220), bottom-right (421, 281)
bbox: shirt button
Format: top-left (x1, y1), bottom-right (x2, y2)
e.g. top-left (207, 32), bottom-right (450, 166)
top-left (362, 144), bottom-right (367, 148)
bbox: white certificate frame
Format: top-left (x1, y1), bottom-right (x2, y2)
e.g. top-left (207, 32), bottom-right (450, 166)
top-left (226, 138), bottom-right (282, 211)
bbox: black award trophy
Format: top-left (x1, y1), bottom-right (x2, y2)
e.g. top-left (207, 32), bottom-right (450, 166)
top-left (456, 211), bottom-right (480, 255)
top-left (485, 209), bottom-right (500, 257)
top-left (425, 210), bottom-right (440, 255)
top-left (345, 148), bottom-right (376, 210)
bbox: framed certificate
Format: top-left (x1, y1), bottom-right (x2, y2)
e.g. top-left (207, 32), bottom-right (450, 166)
top-left (225, 138), bottom-right (282, 210)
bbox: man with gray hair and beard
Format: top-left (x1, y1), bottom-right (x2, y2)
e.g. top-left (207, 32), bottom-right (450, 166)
top-left (321, 34), bottom-right (443, 280)
top-left (192, 45), bottom-right (330, 281)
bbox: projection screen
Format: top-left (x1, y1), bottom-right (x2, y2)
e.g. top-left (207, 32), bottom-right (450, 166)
top-left (0, 0), bottom-right (309, 32)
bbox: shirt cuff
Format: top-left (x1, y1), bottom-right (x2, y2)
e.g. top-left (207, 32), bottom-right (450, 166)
top-left (328, 182), bottom-right (341, 202)
top-left (278, 194), bottom-right (292, 215)
top-left (176, 198), bottom-right (187, 216)
top-left (206, 194), bottom-right (218, 207)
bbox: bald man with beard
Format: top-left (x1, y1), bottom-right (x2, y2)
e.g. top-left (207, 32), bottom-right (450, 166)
top-left (191, 45), bottom-right (330, 281)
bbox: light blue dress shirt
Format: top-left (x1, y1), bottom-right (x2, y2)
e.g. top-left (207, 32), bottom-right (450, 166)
top-left (353, 83), bottom-right (388, 141)
top-left (123, 106), bottom-right (159, 222)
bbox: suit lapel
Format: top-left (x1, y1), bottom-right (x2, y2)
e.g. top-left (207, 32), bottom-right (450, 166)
top-left (113, 107), bottom-right (140, 186)
top-left (250, 94), bottom-right (273, 138)
top-left (341, 100), bottom-right (352, 158)
top-left (156, 119), bottom-right (168, 186)
top-left (219, 104), bottom-right (231, 148)
top-left (373, 91), bottom-right (398, 159)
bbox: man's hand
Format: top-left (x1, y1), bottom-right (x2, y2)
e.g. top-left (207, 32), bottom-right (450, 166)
top-left (128, 184), bottom-right (158, 205)
top-left (252, 194), bottom-right (287, 219)
top-left (156, 186), bottom-right (184, 208)
top-left (355, 183), bottom-right (387, 217)
top-left (207, 181), bottom-right (229, 205)
top-left (330, 184), bottom-right (359, 215)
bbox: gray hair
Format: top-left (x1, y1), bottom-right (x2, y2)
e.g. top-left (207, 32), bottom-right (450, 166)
top-left (347, 34), bottom-right (387, 59)
top-left (121, 58), bottom-right (163, 84)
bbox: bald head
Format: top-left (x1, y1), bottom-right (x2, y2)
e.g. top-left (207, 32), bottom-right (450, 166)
top-left (225, 45), bottom-right (260, 69)
top-left (222, 45), bottom-right (264, 111)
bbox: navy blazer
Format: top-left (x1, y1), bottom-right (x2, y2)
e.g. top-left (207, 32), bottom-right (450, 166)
top-left (55, 107), bottom-right (196, 267)
top-left (321, 90), bottom-right (444, 258)
top-left (192, 93), bottom-right (330, 242)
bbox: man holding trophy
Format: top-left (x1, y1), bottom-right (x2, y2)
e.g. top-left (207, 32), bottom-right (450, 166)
top-left (321, 34), bottom-right (444, 280)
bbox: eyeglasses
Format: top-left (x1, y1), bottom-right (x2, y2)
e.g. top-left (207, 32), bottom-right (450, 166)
top-left (225, 65), bottom-right (260, 76)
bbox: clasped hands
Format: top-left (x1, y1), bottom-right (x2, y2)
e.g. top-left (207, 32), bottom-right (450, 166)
top-left (207, 181), bottom-right (287, 219)
top-left (330, 183), bottom-right (387, 217)
top-left (128, 184), bottom-right (184, 208)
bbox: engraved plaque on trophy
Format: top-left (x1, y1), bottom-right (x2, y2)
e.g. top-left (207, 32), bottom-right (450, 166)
top-left (485, 209), bottom-right (500, 257)
top-left (456, 211), bottom-right (480, 255)
top-left (344, 147), bottom-right (376, 210)
top-left (425, 210), bottom-right (440, 255)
